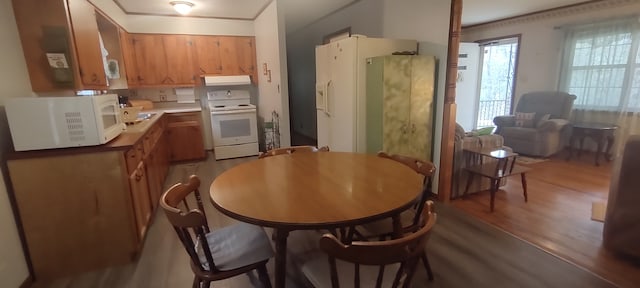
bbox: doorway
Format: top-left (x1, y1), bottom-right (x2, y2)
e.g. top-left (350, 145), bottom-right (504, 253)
top-left (476, 36), bottom-right (520, 128)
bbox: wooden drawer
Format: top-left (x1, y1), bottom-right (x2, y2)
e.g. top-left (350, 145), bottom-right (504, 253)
top-left (166, 112), bottom-right (200, 123)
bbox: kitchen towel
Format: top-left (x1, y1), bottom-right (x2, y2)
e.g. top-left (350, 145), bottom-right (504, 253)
top-left (176, 88), bottom-right (196, 103)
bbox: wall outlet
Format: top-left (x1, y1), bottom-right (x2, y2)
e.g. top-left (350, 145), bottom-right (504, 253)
top-left (158, 90), bottom-right (167, 102)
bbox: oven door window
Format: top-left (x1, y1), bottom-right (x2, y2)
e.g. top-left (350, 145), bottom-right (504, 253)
top-left (211, 111), bottom-right (258, 146)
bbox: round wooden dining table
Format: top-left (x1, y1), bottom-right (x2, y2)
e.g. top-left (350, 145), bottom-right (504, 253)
top-left (209, 151), bottom-right (423, 288)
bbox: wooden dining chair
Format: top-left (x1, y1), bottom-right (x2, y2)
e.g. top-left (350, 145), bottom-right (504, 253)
top-left (160, 175), bottom-right (274, 288)
top-left (258, 145), bottom-right (330, 159)
top-left (356, 151), bottom-right (436, 280)
top-left (301, 201), bottom-right (437, 288)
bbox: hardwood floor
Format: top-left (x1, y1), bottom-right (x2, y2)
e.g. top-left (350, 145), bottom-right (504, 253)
top-left (452, 151), bottom-right (640, 288)
top-left (30, 151), bottom-right (627, 288)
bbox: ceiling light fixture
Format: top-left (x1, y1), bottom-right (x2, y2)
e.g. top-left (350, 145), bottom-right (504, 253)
top-left (170, 1), bottom-right (194, 15)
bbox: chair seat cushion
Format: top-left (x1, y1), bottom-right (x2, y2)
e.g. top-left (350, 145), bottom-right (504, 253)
top-left (301, 252), bottom-right (402, 287)
top-left (197, 222), bottom-right (274, 271)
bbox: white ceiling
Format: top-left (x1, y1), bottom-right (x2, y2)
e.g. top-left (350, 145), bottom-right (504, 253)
top-left (462, 0), bottom-right (591, 26)
top-left (114, 0), bottom-right (271, 19)
top-left (113, 0), bottom-right (593, 31)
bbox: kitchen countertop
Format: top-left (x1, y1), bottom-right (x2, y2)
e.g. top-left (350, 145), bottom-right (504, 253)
top-left (105, 107), bottom-right (203, 147)
top-left (6, 108), bottom-right (202, 160)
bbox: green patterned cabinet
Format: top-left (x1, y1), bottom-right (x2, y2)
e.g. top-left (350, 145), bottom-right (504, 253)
top-left (366, 55), bottom-right (436, 161)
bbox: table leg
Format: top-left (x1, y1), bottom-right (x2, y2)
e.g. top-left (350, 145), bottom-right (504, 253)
top-left (595, 134), bottom-right (604, 166)
top-left (490, 179), bottom-right (498, 212)
top-left (566, 134), bottom-right (576, 161)
top-left (273, 228), bottom-right (290, 288)
top-left (605, 134), bottom-right (615, 162)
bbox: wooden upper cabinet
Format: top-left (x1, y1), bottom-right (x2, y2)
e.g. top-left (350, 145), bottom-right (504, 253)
top-left (195, 36), bottom-right (258, 83)
top-left (193, 36), bottom-right (223, 75)
top-left (218, 36), bottom-right (241, 75)
top-left (163, 35), bottom-right (196, 85)
top-left (235, 37), bottom-right (258, 82)
top-left (130, 34), bottom-right (168, 86)
top-left (12, 0), bottom-right (126, 92)
top-left (67, 0), bottom-right (107, 88)
top-left (119, 31), bottom-right (138, 86)
top-left (122, 34), bottom-right (197, 87)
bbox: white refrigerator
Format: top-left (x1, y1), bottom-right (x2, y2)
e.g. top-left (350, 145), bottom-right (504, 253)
top-left (315, 36), bottom-right (417, 152)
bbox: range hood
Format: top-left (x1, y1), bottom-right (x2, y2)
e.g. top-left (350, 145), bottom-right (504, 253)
top-left (204, 75), bottom-right (252, 86)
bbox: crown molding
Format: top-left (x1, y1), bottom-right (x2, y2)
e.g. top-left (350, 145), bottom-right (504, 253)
top-left (112, 0), bottom-right (272, 20)
top-left (463, 0), bottom-right (639, 32)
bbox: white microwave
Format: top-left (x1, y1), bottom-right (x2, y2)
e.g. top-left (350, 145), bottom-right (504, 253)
top-left (6, 94), bottom-right (126, 151)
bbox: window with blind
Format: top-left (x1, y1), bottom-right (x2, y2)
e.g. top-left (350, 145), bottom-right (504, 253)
top-left (560, 19), bottom-right (640, 111)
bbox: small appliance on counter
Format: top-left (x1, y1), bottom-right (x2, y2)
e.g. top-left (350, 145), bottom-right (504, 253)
top-left (5, 94), bottom-right (125, 151)
top-left (120, 106), bottom-right (143, 124)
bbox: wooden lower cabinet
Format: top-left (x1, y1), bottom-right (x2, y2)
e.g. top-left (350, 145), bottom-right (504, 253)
top-left (6, 117), bottom-right (170, 280)
top-left (7, 152), bottom-right (138, 280)
top-left (166, 112), bottom-right (206, 161)
top-left (129, 161), bottom-right (151, 241)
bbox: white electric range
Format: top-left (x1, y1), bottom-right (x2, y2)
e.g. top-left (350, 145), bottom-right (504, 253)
top-left (208, 90), bottom-right (259, 160)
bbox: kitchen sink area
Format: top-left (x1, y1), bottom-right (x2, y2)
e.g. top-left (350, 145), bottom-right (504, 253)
top-left (137, 112), bottom-right (155, 121)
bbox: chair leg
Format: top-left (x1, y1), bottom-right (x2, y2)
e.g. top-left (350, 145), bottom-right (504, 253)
top-left (192, 277), bottom-right (210, 288)
top-left (521, 173), bottom-right (528, 202)
top-left (463, 173), bottom-right (475, 198)
top-left (257, 264), bottom-right (272, 288)
top-left (192, 276), bottom-right (200, 288)
top-left (421, 252), bottom-right (434, 281)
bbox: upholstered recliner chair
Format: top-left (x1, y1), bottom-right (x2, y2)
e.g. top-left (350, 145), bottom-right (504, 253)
top-left (493, 91), bottom-right (577, 157)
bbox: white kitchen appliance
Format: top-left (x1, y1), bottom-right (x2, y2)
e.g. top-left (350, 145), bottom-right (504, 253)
top-left (315, 36), bottom-right (417, 152)
top-left (208, 90), bottom-right (258, 160)
top-left (5, 94), bottom-right (125, 151)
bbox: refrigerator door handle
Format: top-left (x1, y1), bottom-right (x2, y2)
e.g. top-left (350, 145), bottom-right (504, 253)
top-left (316, 82), bottom-right (326, 111)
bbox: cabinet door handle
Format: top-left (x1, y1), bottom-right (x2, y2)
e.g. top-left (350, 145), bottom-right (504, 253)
top-left (91, 73), bottom-right (99, 83)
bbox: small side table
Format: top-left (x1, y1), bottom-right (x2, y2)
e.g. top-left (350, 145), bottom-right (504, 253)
top-left (463, 147), bottom-right (531, 212)
top-left (567, 123), bottom-right (618, 166)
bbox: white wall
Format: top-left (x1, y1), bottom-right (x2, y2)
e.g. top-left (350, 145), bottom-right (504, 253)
top-left (286, 0), bottom-right (451, 192)
top-left (456, 42), bottom-right (481, 131)
top-left (381, 0), bottom-right (451, 46)
top-left (89, 0), bottom-right (255, 35)
top-left (0, 0), bottom-right (34, 286)
top-left (461, 1), bottom-right (640, 108)
top-left (286, 0), bottom-right (385, 138)
top-left (254, 0), bottom-right (291, 148)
